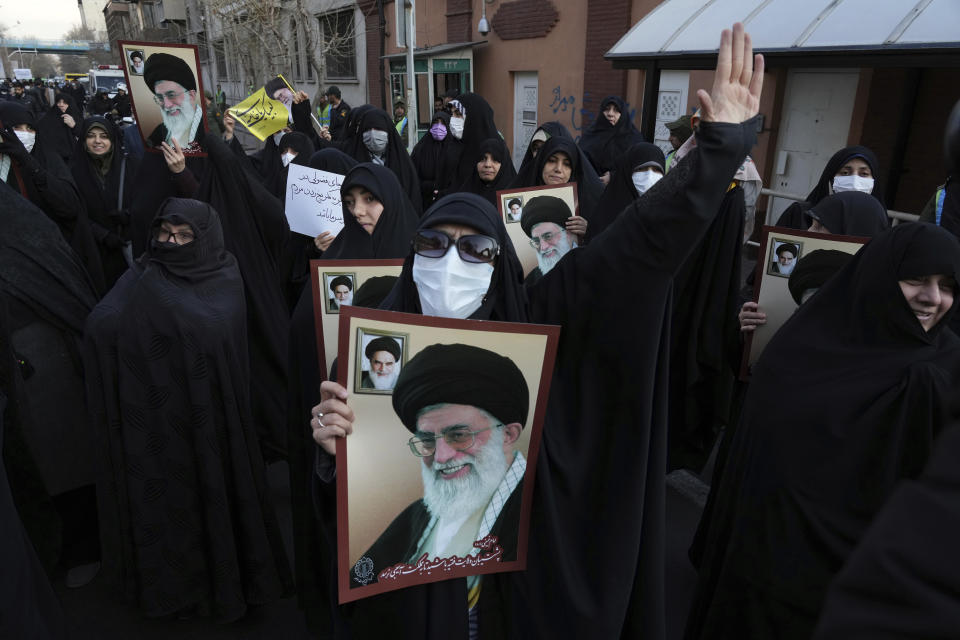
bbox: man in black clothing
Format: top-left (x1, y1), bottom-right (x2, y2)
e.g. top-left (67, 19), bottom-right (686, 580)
top-left (326, 85), bottom-right (350, 141)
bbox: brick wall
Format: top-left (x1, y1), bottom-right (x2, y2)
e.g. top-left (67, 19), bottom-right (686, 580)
top-left (357, 0), bottom-right (383, 108)
top-left (580, 0), bottom-right (630, 128)
top-left (490, 0), bottom-right (559, 40)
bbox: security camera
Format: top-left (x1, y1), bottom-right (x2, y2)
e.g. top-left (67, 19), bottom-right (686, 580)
top-left (478, 17), bottom-right (490, 36)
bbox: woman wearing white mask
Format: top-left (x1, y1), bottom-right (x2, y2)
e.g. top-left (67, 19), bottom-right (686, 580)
top-left (446, 93), bottom-right (501, 189)
top-left (775, 145), bottom-right (884, 230)
top-left (587, 142), bottom-right (665, 241)
top-left (307, 22), bottom-right (766, 637)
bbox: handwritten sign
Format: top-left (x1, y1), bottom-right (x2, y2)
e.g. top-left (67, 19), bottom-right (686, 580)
top-left (227, 88), bottom-right (289, 141)
top-left (284, 165), bottom-right (346, 238)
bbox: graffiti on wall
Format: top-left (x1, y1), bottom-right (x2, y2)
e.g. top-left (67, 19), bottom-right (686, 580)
top-left (547, 86), bottom-right (638, 141)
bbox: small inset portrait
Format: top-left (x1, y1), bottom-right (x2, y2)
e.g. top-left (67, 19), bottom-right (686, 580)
top-left (325, 273), bottom-right (356, 312)
top-left (128, 50), bottom-right (145, 76)
top-left (356, 331), bottom-right (407, 394)
top-left (768, 240), bottom-right (802, 278)
top-left (505, 197), bottom-right (523, 223)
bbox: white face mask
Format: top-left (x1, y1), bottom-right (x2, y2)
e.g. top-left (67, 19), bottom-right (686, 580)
top-left (281, 151), bottom-right (296, 167)
top-left (449, 116), bottom-right (465, 140)
top-left (14, 130), bottom-right (36, 154)
top-left (632, 170), bottom-right (662, 196)
top-left (363, 129), bottom-right (389, 155)
top-left (412, 249), bottom-right (494, 319)
top-left (832, 175), bottom-right (874, 195)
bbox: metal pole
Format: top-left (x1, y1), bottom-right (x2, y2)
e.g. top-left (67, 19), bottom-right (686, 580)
top-left (405, 0), bottom-right (417, 152)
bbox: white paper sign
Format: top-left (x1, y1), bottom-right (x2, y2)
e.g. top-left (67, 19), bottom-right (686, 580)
top-left (284, 166), bottom-right (346, 238)
top-left (14, 68), bottom-right (33, 80)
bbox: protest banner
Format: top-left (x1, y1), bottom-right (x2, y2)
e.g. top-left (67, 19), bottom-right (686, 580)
top-left (118, 41), bottom-right (207, 156)
top-left (333, 306), bottom-right (560, 603)
top-left (284, 166), bottom-right (346, 238)
top-left (227, 85), bottom-right (289, 142)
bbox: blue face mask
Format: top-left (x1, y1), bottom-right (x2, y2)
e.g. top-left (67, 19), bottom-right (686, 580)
top-left (430, 123), bottom-right (448, 141)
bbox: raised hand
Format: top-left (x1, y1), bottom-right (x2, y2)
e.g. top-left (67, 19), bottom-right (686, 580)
top-left (698, 23), bottom-right (764, 125)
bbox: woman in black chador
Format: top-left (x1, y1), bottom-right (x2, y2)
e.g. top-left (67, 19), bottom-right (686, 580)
top-left (84, 198), bottom-right (293, 622)
top-left (577, 95), bottom-right (643, 178)
top-left (686, 223), bottom-right (960, 640)
top-left (453, 137), bottom-right (517, 206)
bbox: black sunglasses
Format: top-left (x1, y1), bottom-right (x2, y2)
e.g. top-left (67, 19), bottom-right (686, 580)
top-left (413, 228), bottom-right (500, 264)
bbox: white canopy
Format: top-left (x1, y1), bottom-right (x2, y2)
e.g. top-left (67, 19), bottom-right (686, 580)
top-left (606, 0), bottom-right (960, 61)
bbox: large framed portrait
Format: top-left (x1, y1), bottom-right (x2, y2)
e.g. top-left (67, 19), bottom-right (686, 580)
top-left (310, 259), bottom-right (405, 379)
top-left (495, 183), bottom-right (578, 277)
top-left (118, 41), bottom-right (207, 155)
top-left (740, 226), bottom-right (869, 378)
top-left (335, 306), bottom-right (561, 603)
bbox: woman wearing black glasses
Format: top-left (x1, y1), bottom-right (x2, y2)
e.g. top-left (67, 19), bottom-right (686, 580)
top-left (320, 163), bottom-right (421, 261)
top-left (311, 23), bottom-right (764, 640)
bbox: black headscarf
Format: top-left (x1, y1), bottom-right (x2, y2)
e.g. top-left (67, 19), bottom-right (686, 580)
top-left (578, 96), bottom-right (644, 175)
top-left (83, 197), bottom-right (293, 622)
top-left (513, 121), bottom-right (603, 190)
top-left (267, 131), bottom-right (315, 199)
top-left (381, 192), bottom-right (529, 322)
top-left (308, 147), bottom-right (359, 174)
top-left (776, 145), bottom-right (885, 230)
top-left (36, 92), bottom-right (81, 163)
top-left (515, 135), bottom-right (602, 224)
top-left (454, 137), bottom-right (518, 206)
top-left (71, 117), bottom-right (140, 288)
top-left (410, 111), bottom-right (462, 207)
top-left (449, 93), bottom-right (501, 187)
top-left (588, 142), bottom-right (665, 241)
top-left (787, 249), bottom-right (853, 305)
top-left (321, 163), bottom-right (420, 260)
top-left (338, 108), bottom-right (422, 214)
top-left (686, 223), bottom-right (960, 640)
top-left (808, 191), bottom-right (890, 237)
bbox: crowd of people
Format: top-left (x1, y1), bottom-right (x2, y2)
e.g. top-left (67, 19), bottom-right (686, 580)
top-left (3, 21), bottom-right (960, 640)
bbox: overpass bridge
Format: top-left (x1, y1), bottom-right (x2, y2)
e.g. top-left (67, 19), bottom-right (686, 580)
top-left (0, 38), bottom-right (111, 55)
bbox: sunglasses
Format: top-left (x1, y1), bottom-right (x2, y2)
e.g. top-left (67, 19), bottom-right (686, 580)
top-left (413, 228), bottom-right (500, 264)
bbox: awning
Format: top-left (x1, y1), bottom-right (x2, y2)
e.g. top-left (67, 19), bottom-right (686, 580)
top-left (606, 0), bottom-right (960, 67)
top-left (382, 41), bottom-right (486, 62)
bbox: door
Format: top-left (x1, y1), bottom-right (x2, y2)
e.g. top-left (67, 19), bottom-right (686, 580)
top-left (513, 72), bottom-right (538, 170)
top-left (654, 70), bottom-right (690, 156)
top-left (767, 70), bottom-right (859, 222)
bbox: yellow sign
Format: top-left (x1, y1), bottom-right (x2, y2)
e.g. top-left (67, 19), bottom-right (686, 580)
top-left (227, 88), bottom-right (289, 141)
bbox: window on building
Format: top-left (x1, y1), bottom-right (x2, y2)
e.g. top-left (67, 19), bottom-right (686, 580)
top-left (215, 40), bottom-right (227, 78)
top-left (320, 9), bottom-right (356, 80)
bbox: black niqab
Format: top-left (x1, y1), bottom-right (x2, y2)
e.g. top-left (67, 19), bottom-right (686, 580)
top-left (321, 163), bottom-right (421, 261)
top-left (588, 142), bottom-right (665, 241)
top-left (454, 137), bottom-right (518, 205)
top-left (686, 223), bottom-right (960, 640)
top-left (578, 96), bottom-right (644, 175)
top-left (83, 198), bottom-right (293, 622)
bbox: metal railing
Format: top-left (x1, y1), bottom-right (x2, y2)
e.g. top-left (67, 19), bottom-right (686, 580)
top-left (747, 187), bottom-right (920, 247)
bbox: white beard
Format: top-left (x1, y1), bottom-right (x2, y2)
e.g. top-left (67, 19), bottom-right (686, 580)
top-left (421, 427), bottom-right (507, 522)
top-left (536, 233), bottom-right (575, 275)
top-left (336, 292), bottom-right (353, 307)
top-left (370, 366), bottom-right (399, 390)
top-left (163, 98), bottom-right (196, 145)
top-left (777, 261), bottom-right (795, 275)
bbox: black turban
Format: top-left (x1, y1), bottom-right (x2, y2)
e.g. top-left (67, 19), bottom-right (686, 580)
top-left (788, 249), bottom-right (853, 305)
top-left (329, 275), bottom-right (353, 291)
top-left (775, 243), bottom-right (798, 258)
top-left (129, 50), bottom-right (144, 63)
top-left (143, 52), bottom-right (197, 92)
top-left (507, 198), bottom-right (522, 209)
top-left (392, 343), bottom-right (529, 433)
top-left (520, 195), bottom-right (573, 238)
top-left (264, 77), bottom-right (287, 99)
top-left (353, 276), bottom-right (398, 308)
top-left (365, 336), bottom-right (402, 362)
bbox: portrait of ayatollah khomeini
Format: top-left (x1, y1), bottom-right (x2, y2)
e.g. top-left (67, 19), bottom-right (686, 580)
top-left (350, 343), bottom-right (529, 588)
top-left (142, 52), bottom-right (203, 150)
